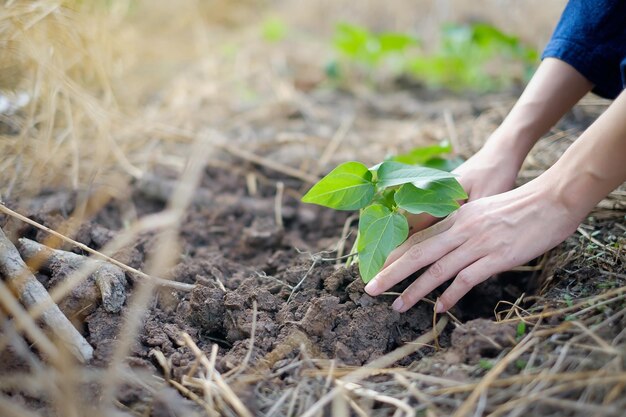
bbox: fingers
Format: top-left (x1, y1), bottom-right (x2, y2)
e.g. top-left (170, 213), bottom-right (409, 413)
top-left (364, 228), bottom-right (462, 296)
top-left (391, 244), bottom-right (480, 312)
top-left (381, 216), bottom-right (456, 270)
top-left (435, 256), bottom-right (502, 313)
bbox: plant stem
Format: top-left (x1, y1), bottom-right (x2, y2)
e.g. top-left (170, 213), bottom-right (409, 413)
top-left (345, 231), bottom-right (359, 267)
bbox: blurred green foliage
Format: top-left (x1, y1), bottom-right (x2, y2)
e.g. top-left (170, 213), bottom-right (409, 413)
top-left (409, 23), bottom-right (538, 90)
top-left (332, 23), bottom-right (418, 66)
top-left (262, 17), bottom-right (288, 42)
top-left (328, 23), bottom-right (418, 79)
top-left (478, 359), bottom-right (494, 370)
top-left (390, 141), bottom-right (463, 172)
top-left (329, 22), bottom-right (538, 91)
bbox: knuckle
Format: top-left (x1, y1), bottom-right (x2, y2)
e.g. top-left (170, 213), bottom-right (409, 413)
top-left (407, 232), bottom-right (423, 246)
top-left (451, 225), bottom-right (469, 241)
top-left (402, 289), bottom-right (418, 307)
top-left (456, 271), bottom-right (474, 288)
top-left (406, 245), bottom-right (424, 261)
top-left (429, 261), bottom-right (444, 279)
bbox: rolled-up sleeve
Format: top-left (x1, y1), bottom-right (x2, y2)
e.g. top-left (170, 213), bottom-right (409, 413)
top-left (542, 0), bottom-right (626, 99)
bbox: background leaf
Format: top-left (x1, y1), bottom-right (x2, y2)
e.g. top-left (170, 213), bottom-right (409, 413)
top-left (395, 182), bottom-right (463, 217)
top-left (391, 142), bottom-right (452, 165)
top-left (302, 161), bottom-right (375, 210)
top-left (357, 204), bottom-right (408, 282)
top-left (377, 161), bottom-right (455, 188)
top-left (422, 156), bottom-right (464, 172)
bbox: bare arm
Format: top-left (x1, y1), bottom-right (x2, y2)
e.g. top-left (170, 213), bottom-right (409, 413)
top-left (484, 57), bottom-right (594, 170)
top-left (407, 58), bottom-right (593, 232)
top-left (547, 88), bottom-right (626, 218)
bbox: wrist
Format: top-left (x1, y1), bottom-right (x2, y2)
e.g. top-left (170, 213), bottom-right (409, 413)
top-left (539, 160), bottom-right (599, 222)
top-left (480, 126), bottom-right (534, 171)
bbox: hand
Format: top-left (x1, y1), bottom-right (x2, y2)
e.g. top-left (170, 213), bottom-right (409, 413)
top-left (408, 58), bottom-right (595, 236)
top-left (364, 178), bottom-right (584, 313)
top-left (406, 138), bottom-right (522, 234)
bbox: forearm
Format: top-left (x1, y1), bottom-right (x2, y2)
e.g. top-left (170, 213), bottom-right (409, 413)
top-left (543, 89), bottom-right (626, 218)
top-left (484, 58), bottom-right (593, 169)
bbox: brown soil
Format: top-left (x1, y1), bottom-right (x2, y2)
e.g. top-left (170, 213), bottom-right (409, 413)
top-left (1, 156), bottom-right (536, 412)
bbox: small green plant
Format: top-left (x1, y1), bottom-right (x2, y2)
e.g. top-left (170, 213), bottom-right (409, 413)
top-left (478, 358), bottom-right (494, 370)
top-left (516, 321), bottom-right (526, 340)
top-left (408, 23), bottom-right (538, 90)
top-left (389, 141), bottom-right (463, 171)
top-left (328, 21), bottom-right (538, 91)
top-left (515, 359), bottom-right (528, 371)
top-left (563, 293), bottom-right (574, 308)
top-left (333, 23), bottom-right (418, 66)
top-left (301, 151), bottom-right (466, 282)
top-left (327, 23), bottom-right (418, 80)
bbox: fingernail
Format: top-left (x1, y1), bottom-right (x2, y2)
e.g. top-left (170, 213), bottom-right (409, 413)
top-left (435, 301), bottom-right (445, 313)
top-left (364, 278), bottom-right (379, 295)
top-left (392, 297), bottom-right (404, 311)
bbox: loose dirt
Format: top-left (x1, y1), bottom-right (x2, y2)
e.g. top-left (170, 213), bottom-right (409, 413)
top-left (1, 157), bottom-right (535, 411)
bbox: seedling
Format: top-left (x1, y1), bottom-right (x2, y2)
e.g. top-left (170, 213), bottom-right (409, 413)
top-left (301, 152), bottom-right (466, 282)
top-left (563, 293), bottom-right (574, 308)
top-left (328, 21), bottom-right (538, 91)
top-left (408, 22), bottom-right (538, 91)
top-left (327, 23), bottom-right (418, 80)
top-left (515, 359), bottom-right (528, 371)
top-left (515, 321), bottom-right (526, 340)
top-left (389, 141), bottom-right (463, 171)
top-left (332, 23), bottom-right (418, 67)
top-left (478, 359), bottom-right (494, 370)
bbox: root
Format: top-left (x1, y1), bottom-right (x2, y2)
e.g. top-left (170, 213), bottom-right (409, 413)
top-left (18, 238), bottom-right (127, 314)
top-left (0, 228), bottom-right (93, 362)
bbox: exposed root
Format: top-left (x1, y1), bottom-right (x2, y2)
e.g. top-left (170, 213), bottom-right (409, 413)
top-left (0, 227), bottom-right (93, 362)
top-left (18, 238), bottom-right (127, 314)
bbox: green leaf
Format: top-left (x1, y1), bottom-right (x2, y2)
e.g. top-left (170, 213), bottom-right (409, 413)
top-left (392, 142), bottom-right (452, 165)
top-left (395, 182), bottom-right (462, 217)
top-left (377, 161), bottom-right (455, 188)
top-left (333, 23), bottom-right (418, 67)
top-left (302, 162), bottom-right (375, 210)
top-left (378, 188), bottom-right (397, 209)
top-left (422, 156), bottom-right (464, 172)
top-left (357, 204), bottom-right (408, 282)
top-left (333, 23), bottom-right (372, 61)
top-left (377, 32), bottom-right (417, 53)
top-left (412, 177), bottom-right (468, 200)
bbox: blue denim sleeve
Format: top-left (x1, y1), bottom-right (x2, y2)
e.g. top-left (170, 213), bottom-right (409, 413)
top-left (541, 0), bottom-right (626, 99)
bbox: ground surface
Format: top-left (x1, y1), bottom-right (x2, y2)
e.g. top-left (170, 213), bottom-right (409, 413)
top-left (2, 80), bottom-right (625, 416)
